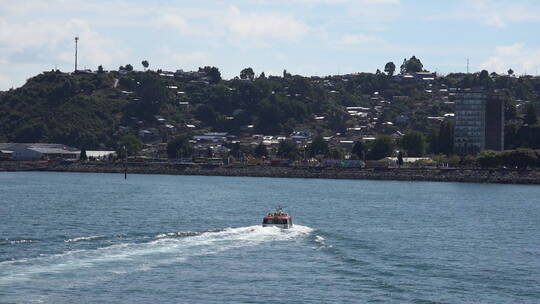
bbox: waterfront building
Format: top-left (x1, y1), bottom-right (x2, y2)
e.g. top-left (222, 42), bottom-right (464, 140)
top-left (454, 89), bottom-right (505, 155)
top-left (0, 143), bottom-right (80, 161)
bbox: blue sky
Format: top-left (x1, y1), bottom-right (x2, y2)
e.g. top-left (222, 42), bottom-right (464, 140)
top-left (1, 0), bottom-right (540, 90)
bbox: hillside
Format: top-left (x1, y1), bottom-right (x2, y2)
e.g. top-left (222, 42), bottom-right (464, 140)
top-left (1, 62), bottom-right (539, 154)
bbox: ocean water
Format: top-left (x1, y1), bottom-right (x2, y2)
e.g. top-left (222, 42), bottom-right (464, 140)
top-left (1, 172), bottom-right (539, 303)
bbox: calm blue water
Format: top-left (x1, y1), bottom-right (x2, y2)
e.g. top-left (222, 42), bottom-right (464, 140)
top-left (1, 172), bottom-right (539, 303)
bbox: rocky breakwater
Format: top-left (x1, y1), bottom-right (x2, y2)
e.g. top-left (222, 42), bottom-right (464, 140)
top-left (10, 161), bottom-right (538, 185)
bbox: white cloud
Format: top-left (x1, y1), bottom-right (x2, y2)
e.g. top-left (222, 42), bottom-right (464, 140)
top-left (153, 15), bottom-right (191, 34)
top-left (0, 19), bottom-right (67, 51)
top-left (359, 0), bottom-right (399, 4)
top-left (170, 52), bottom-right (210, 66)
top-left (341, 34), bottom-right (382, 45)
top-left (251, 0), bottom-right (399, 4)
top-left (152, 6), bottom-right (310, 45)
top-left (155, 47), bottom-right (211, 69)
top-left (344, 0), bottom-right (401, 29)
top-left (439, 0), bottom-right (540, 28)
top-left (263, 0), bottom-right (349, 3)
top-left (61, 19), bottom-right (127, 69)
top-left (0, 17), bottom-right (126, 69)
top-left (0, 0), bottom-right (133, 89)
top-left (226, 6), bottom-right (309, 41)
top-left (0, 73), bottom-right (12, 90)
top-left (481, 43), bottom-right (540, 75)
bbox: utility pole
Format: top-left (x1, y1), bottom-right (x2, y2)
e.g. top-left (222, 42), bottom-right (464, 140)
top-left (74, 36), bottom-right (79, 72)
top-left (123, 145), bottom-right (127, 179)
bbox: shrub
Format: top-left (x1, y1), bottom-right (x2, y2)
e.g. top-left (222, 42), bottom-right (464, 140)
top-left (477, 150), bottom-right (501, 168)
top-left (501, 149), bottom-right (537, 169)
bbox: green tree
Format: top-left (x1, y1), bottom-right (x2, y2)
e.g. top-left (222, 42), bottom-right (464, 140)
top-left (462, 155), bottom-right (477, 167)
top-left (524, 103), bottom-right (538, 125)
top-left (368, 135), bottom-right (394, 160)
top-left (254, 143), bottom-right (268, 157)
top-left (478, 70), bottom-right (493, 88)
top-left (79, 148), bottom-right (87, 161)
top-left (477, 150), bottom-right (501, 168)
top-left (400, 130), bottom-right (426, 157)
top-left (199, 66), bottom-right (222, 84)
top-left (166, 136), bottom-right (193, 159)
top-left (401, 56), bottom-right (423, 73)
top-left (277, 140), bottom-right (298, 159)
top-left (228, 142), bottom-right (242, 158)
top-left (306, 135), bottom-right (329, 157)
top-left (125, 64), bottom-right (133, 71)
top-left (240, 67), bottom-right (255, 80)
top-left (326, 146), bottom-right (344, 159)
top-left (97, 65), bottom-right (104, 73)
top-left (438, 120), bottom-right (454, 155)
top-left (141, 60), bottom-right (149, 70)
top-left (384, 62), bottom-right (396, 76)
top-left (447, 155), bottom-right (461, 167)
top-left (507, 68), bottom-right (514, 76)
top-left (256, 99), bottom-right (282, 134)
top-left (501, 149), bottom-right (537, 169)
top-left (195, 104), bottom-right (217, 125)
top-left (400, 58), bottom-right (407, 74)
top-left (326, 106), bottom-right (347, 133)
top-left (352, 141), bottom-right (366, 160)
top-left (134, 72), bottom-right (171, 118)
top-left (117, 134), bottom-right (142, 158)
top-left (426, 129), bottom-right (439, 154)
top-left (283, 69), bottom-right (291, 78)
top-left (13, 123), bottom-right (48, 143)
top-left (479, 70), bottom-right (489, 80)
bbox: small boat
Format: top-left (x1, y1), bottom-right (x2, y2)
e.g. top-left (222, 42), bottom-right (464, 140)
top-left (262, 206), bottom-right (293, 229)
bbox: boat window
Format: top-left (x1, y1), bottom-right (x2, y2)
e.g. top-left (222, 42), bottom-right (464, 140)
top-left (263, 218), bottom-right (291, 225)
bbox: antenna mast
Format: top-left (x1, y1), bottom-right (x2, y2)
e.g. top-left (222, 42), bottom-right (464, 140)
top-left (74, 36), bottom-right (79, 72)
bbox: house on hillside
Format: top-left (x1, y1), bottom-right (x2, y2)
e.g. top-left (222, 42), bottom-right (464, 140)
top-left (193, 132), bottom-right (228, 143)
top-left (290, 130), bottom-right (311, 143)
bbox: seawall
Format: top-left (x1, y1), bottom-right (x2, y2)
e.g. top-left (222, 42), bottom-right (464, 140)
top-left (1, 161), bottom-right (539, 185)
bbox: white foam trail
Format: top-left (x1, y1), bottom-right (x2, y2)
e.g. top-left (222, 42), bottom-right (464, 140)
top-left (156, 231), bottom-right (200, 238)
top-left (1, 239), bottom-right (35, 245)
top-left (314, 235), bottom-right (332, 248)
top-left (64, 235), bottom-right (106, 243)
top-left (0, 225), bottom-right (313, 285)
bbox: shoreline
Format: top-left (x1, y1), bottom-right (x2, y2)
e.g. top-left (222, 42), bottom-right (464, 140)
top-left (1, 161), bottom-right (539, 185)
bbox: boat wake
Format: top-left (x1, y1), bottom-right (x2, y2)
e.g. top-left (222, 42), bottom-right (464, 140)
top-left (0, 225), bottom-right (313, 286)
top-left (314, 235), bottom-right (333, 249)
top-left (0, 239), bottom-right (36, 245)
top-left (64, 235), bottom-right (108, 243)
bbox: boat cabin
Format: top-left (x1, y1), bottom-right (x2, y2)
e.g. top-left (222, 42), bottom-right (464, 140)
top-left (262, 207), bottom-right (293, 229)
